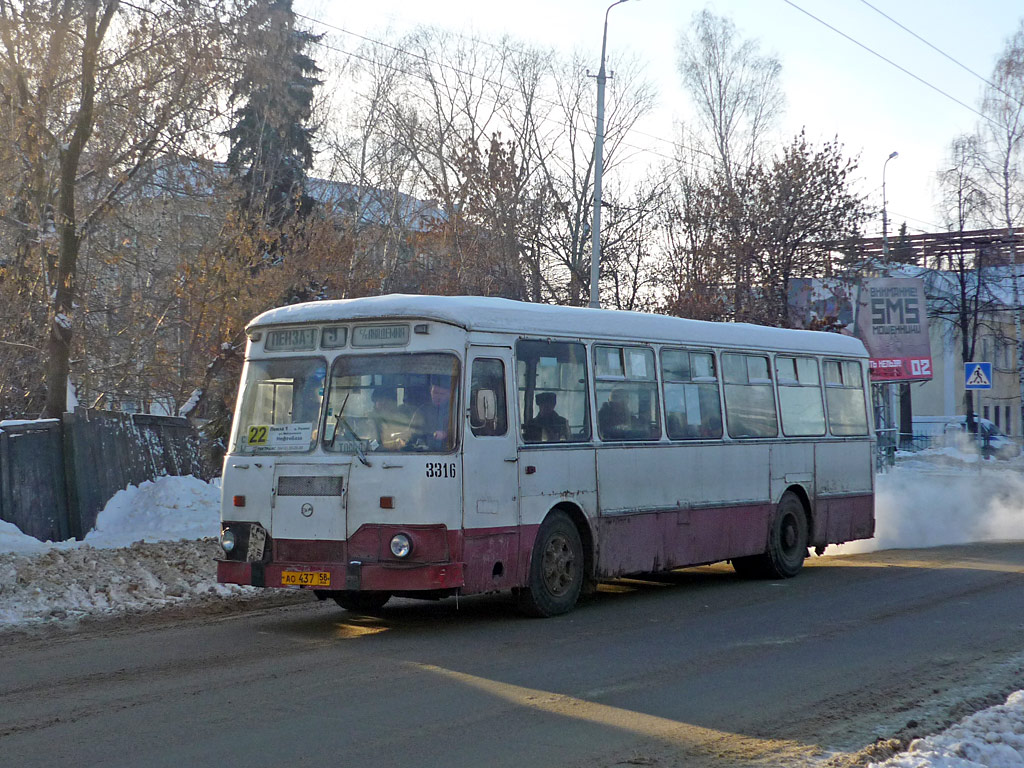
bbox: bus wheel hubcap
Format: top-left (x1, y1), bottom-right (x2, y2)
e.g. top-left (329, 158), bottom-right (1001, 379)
top-left (782, 517), bottom-right (798, 550)
top-left (542, 534), bottom-right (575, 596)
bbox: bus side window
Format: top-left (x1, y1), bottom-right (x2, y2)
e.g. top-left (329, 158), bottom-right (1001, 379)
top-left (825, 360), bottom-right (868, 436)
top-left (662, 349), bottom-right (722, 439)
top-left (594, 345), bottom-right (660, 441)
top-left (722, 353), bottom-right (779, 438)
top-left (776, 356), bottom-right (826, 436)
top-left (470, 358), bottom-right (508, 437)
top-left (516, 340), bottom-right (592, 443)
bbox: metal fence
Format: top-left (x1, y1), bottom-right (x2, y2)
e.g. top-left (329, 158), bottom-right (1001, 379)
top-left (0, 409), bottom-right (211, 542)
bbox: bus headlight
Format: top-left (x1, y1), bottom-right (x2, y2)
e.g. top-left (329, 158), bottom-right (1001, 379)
top-left (220, 529), bottom-right (236, 554)
top-left (390, 533), bottom-right (412, 558)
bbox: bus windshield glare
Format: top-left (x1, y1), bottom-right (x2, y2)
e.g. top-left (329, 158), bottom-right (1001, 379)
top-left (231, 357), bottom-right (326, 454)
top-left (324, 353), bottom-right (460, 453)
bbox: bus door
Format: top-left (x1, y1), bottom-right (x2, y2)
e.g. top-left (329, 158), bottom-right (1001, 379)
top-left (462, 347), bottom-right (521, 590)
top-left (272, 462), bottom-right (351, 542)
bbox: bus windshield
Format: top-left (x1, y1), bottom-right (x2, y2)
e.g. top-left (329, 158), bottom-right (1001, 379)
top-left (231, 357), bottom-right (326, 454)
top-left (324, 353), bottom-right (460, 453)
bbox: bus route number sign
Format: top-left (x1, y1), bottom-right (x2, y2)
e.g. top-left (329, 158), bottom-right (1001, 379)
top-left (245, 423), bottom-right (312, 450)
top-left (265, 327), bottom-right (317, 351)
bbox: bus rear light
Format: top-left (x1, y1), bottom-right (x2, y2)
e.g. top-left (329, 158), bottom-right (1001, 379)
top-left (380, 496), bottom-right (395, 509)
top-left (233, 495), bottom-right (246, 507)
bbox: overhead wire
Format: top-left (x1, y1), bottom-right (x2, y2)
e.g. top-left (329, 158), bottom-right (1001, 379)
top-left (854, 0), bottom-right (1024, 112)
top-left (884, 210), bottom-right (946, 233)
top-left (292, 9), bottom-right (718, 171)
top-left (291, 5), bottom-right (1000, 221)
top-left (309, 34), bottom-right (696, 173)
top-left (779, 0), bottom-right (998, 128)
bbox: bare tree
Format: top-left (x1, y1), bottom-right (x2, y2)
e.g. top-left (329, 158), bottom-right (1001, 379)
top-left (323, 27), bottom-right (656, 306)
top-left (533, 50), bottom-right (656, 305)
top-left (677, 10), bottom-right (784, 187)
top-left (975, 20), bottom-right (1024, 435)
top-left (933, 133), bottom-right (998, 432)
top-left (751, 132), bottom-right (868, 326)
top-left (0, 0), bottom-right (231, 417)
top-left (675, 9), bottom-right (784, 321)
top-left (598, 176), bottom-right (669, 312)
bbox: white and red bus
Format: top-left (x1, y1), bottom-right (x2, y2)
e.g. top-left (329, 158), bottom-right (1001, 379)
top-left (217, 295), bottom-right (874, 616)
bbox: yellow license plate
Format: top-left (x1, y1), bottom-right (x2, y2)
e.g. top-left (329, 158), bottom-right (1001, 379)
top-left (281, 570), bottom-right (331, 587)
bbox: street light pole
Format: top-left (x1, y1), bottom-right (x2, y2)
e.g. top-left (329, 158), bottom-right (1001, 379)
top-left (590, 0), bottom-right (631, 309)
top-left (882, 150), bottom-right (899, 262)
top-left (880, 150), bottom-right (905, 452)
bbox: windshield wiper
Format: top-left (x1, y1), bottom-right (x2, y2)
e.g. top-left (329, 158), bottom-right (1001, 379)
top-left (339, 415), bottom-right (371, 467)
top-left (328, 393), bottom-right (349, 449)
top-left (329, 393), bottom-right (370, 466)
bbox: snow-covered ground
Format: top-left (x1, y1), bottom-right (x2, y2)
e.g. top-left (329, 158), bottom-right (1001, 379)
top-left (0, 475), bottom-right (263, 627)
top-left (1, 451), bottom-right (1023, 766)
top-left (868, 690), bottom-right (1024, 768)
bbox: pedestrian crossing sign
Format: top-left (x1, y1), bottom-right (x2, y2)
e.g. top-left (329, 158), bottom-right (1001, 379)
top-left (965, 362), bottom-right (992, 390)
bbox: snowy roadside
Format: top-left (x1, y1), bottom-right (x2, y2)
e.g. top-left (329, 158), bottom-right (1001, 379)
top-left (0, 476), bottom-right (303, 630)
top-left (1, 455), bottom-right (1024, 766)
top-left (865, 691), bottom-right (1024, 768)
top-left (7, 449), bottom-right (1024, 630)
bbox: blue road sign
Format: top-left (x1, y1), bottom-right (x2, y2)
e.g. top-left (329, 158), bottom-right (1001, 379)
top-left (965, 362), bottom-right (993, 390)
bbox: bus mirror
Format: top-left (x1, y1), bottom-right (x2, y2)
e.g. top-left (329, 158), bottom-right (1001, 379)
top-left (476, 389), bottom-right (497, 422)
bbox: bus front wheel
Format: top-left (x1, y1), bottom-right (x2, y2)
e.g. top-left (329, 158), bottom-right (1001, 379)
top-left (332, 591), bottom-right (391, 614)
top-left (517, 511), bottom-right (584, 617)
top-left (732, 492), bottom-right (808, 579)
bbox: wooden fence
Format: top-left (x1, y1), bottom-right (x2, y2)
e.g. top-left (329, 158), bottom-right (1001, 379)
top-left (0, 409), bottom-right (211, 542)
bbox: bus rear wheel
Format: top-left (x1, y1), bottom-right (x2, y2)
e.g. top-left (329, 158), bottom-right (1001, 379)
top-left (332, 591), bottom-right (391, 614)
top-left (732, 492), bottom-right (808, 579)
top-left (517, 511), bottom-right (584, 618)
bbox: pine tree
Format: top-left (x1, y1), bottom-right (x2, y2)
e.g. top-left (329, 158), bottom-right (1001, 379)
top-left (893, 222), bottom-right (918, 265)
top-left (225, 0), bottom-right (323, 228)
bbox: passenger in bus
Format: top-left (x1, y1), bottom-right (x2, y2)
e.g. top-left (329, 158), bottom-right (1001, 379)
top-left (598, 388), bottom-right (633, 439)
top-left (523, 392), bottom-right (570, 443)
top-left (701, 413), bottom-right (723, 438)
top-left (409, 379), bottom-right (454, 450)
top-left (371, 386), bottom-right (409, 450)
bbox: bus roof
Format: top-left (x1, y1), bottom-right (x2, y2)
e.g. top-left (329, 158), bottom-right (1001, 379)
top-left (248, 294), bottom-right (867, 357)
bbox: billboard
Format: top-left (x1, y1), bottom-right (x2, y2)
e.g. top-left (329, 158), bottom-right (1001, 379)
top-left (854, 277), bottom-right (933, 382)
top-left (787, 278), bottom-right (857, 334)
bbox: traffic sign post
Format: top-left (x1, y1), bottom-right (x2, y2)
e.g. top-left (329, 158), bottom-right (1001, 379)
top-left (965, 362), bottom-right (993, 390)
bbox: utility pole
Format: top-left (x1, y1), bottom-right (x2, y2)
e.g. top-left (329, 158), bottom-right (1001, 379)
top-left (590, 0), bottom-right (632, 309)
top-left (882, 151), bottom-right (898, 262)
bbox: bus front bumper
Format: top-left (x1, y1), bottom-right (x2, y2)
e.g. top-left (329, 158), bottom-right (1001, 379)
top-left (217, 559), bottom-right (466, 592)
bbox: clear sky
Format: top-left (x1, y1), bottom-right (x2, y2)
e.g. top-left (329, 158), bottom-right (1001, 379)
top-left (298, 0), bottom-right (1023, 237)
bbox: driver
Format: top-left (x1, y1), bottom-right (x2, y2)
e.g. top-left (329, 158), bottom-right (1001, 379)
top-left (410, 379), bottom-right (454, 450)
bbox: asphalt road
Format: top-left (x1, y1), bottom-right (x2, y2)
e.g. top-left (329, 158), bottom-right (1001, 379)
top-left (3, 542), bottom-right (1024, 768)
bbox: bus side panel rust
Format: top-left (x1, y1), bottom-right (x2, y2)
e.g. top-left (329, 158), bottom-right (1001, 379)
top-left (593, 504), bottom-right (774, 578)
top-left (460, 525), bottom-right (528, 593)
top-left (819, 493), bottom-right (875, 544)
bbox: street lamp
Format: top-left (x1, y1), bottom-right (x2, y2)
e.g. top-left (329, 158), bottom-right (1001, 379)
top-left (882, 150), bottom-right (899, 262)
top-left (590, 0), bottom-right (633, 309)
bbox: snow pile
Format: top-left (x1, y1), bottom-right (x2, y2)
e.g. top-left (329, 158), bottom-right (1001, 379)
top-left (0, 476), bottom-right (261, 628)
top-left (83, 474), bottom-right (220, 547)
top-left (0, 539), bottom-right (249, 626)
top-left (0, 517), bottom-right (52, 555)
top-left (870, 690), bottom-right (1024, 768)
